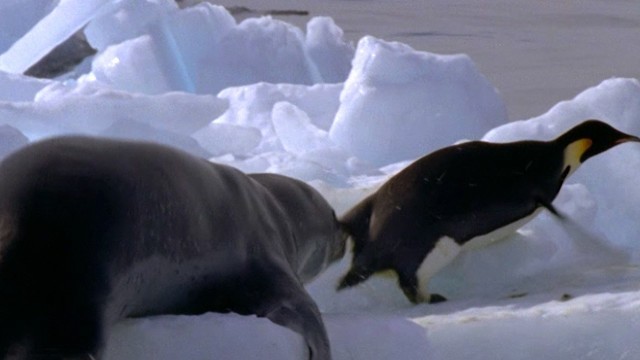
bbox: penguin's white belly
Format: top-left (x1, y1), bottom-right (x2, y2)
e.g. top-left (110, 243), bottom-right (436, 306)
top-left (461, 207), bottom-right (544, 251)
top-left (414, 207), bottom-right (545, 301)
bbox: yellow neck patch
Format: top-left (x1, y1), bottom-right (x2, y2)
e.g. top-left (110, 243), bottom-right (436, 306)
top-left (563, 138), bottom-right (593, 177)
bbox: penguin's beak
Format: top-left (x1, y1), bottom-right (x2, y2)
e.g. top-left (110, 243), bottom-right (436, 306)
top-left (616, 135), bottom-right (640, 145)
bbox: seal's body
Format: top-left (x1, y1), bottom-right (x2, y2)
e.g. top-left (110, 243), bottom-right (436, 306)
top-left (0, 136), bottom-right (345, 360)
top-left (338, 120), bottom-right (639, 303)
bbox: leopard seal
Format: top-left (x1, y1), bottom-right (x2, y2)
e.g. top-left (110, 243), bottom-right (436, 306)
top-left (0, 136), bottom-right (345, 360)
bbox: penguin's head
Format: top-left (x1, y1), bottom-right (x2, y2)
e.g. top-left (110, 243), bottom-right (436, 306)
top-left (558, 120), bottom-right (640, 175)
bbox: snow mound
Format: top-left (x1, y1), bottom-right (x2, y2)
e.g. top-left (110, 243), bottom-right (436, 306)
top-left (84, 3), bottom-right (353, 95)
top-left (329, 36), bottom-right (507, 166)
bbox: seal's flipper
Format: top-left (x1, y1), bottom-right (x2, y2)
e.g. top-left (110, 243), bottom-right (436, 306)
top-left (265, 295), bottom-right (330, 360)
top-left (257, 274), bottom-right (331, 360)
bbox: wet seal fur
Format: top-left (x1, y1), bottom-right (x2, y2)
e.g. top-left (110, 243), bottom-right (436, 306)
top-left (337, 120), bottom-right (639, 304)
top-left (0, 136), bottom-right (346, 360)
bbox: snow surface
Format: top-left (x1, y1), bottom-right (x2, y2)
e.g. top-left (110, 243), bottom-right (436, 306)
top-left (2, 1), bottom-right (640, 359)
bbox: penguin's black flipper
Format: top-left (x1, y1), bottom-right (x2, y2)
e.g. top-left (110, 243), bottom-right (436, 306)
top-left (538, 199), bottom-right (565, 220)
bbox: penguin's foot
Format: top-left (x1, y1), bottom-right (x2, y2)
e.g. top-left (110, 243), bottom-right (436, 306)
top-left (429, 294), bottom-right (448, 304)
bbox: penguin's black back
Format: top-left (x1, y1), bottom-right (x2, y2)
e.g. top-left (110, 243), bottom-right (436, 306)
top-left (369, 139), bottom-right (565, 244)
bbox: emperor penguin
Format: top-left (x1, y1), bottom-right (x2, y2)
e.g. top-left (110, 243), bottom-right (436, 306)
top-left (337, 120), bottom-right (639, 303)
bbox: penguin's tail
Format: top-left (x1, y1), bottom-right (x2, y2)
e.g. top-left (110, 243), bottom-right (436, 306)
top-left (336, 195), bottom-right (376, 290)
top-left (338, 194), bottom-right (374, 254)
